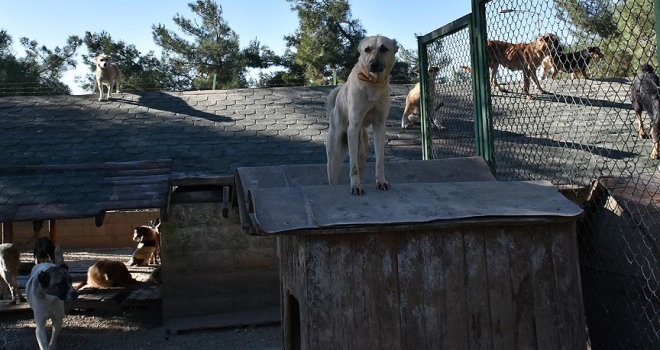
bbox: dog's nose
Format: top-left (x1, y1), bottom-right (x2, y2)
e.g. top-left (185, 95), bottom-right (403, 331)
top-left (370, 62), bottom-right (384, 73)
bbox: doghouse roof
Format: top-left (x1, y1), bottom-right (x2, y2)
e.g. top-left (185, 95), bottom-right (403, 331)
top-left (233, 157), bottom-right (583, 235)
top-left (0, 85), bottom-right (419, 222)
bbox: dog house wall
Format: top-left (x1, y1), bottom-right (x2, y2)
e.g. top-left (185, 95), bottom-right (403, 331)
top-left (234, 157), bottom-right (586, 350)
top-left (160, 188), bottom-right (278, 322)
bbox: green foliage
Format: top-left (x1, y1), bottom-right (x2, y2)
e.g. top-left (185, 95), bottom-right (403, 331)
top-left (0, 30), bottom-right (81, 96)
top-left (152, 0), bottom-right (278, 90)
top-left (81, 31), bottom-right (170, 92)
top-left (554, 0), bottom-right (656, 77)
top-left (284, 0), bottom-right (366, 85)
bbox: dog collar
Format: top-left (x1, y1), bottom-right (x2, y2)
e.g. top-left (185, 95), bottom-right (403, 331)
top-left (358, 71), bottom-right (379, 83)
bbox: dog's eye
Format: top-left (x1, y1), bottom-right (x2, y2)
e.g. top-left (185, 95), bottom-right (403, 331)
top-left (379, 45), bottom-right (389, 53)
top-left (364, 47), bottom-right (372, 53)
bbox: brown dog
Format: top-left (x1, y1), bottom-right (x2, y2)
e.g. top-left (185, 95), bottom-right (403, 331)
top-left (487, 33), bottom-right (562, 98)
top-left (128, 219), bottom-right (161, 266)
top-left (0, 243), bottom-right (26, 304)
top-left (76, 260), bottom-right (136, 289)
top-left (401, 66), bottom-right (440, 129)
top-left (540, 46), bottom-right (604, 79)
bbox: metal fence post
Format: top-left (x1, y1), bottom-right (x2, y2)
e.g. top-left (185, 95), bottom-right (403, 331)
top-left (470, 0), bottom-right (496, 172)
top-left (418, 36), bottom-right (431, 160)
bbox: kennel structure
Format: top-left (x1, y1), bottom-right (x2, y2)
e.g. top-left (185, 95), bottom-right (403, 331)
top-left (235, 157), bottom-right (586, 350)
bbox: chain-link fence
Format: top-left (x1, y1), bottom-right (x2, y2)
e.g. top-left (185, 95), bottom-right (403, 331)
top-left (419, 0), bottom-right (660, 348)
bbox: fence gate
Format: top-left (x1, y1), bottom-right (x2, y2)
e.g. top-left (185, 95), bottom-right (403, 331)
top-left (419, 0), bottom-right (660, 348)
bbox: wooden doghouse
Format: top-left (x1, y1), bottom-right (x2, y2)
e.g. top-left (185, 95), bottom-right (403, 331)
top-left (235, 157), bottom-right (586, 350)
top-left (580, 173), bottom-right (660, 349)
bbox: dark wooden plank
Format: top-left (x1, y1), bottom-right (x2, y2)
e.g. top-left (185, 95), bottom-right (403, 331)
top-left (294, 235), bottom-right (309, 350)
top-left (352, 234), bottom-right (377, 350)
top-left (485, 227), bottom-right (516, 350)
top-left (442, 230), bottom-right (469, 349)
top-left (464, 228), bottom-right (493, 350)
top-left (531, 225), bottom-right (560, 350)
top-left (328, 235), bottom-right (356, 350)
top-left (510, 230), bottom-right (536, 349)
top-left (103, 174), bottom-right (171, 185)
top-left (372, 233), bottom-right (400, 349)
top-left (305, 238), bottom-right (333, 349)
top-left (170, 175), bottom-right (234, 187)
top-left (278, 236), bottom-right (293, 350)
top-left (551, 223), bottom-right (587, 350)
top-left (397, 232), bottom-right (427, 349)
top-left (421, 232), bottom-right (446, 348)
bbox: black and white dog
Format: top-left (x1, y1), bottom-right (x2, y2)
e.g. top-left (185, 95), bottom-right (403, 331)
top-left (26, 263), bottom-right (78, 350)
top-left (630, 64), bottom-right (660, 159)
top-left (33, 237), bottom-right (68, 271)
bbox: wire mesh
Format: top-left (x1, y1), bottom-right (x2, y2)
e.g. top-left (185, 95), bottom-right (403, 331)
top-left (422, 0), bottom-right (660, 348)
top-left (419, 24), bottom-right (476, 159)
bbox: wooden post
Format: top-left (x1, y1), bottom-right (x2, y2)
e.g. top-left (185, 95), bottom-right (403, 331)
top-left (49, 220), bottom-right (58, 245)
top-left (2, 221), bottom-right (14, 243)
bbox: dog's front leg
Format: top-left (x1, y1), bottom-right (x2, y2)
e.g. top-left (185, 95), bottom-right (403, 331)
top-left (97, 80), bottom-right (104, 101)
top-left (34, 315), bottom-right (50, 350)
top-left (107, 81), bottom-right (113, 100)
top-left (372, 119), bottom-right (390, 191)
top-left (49, 311), bottom-right (64, 350)
top-left (347, 117), bottom-right (364, 195)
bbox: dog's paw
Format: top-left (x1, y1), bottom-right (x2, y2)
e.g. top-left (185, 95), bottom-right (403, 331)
top-left (376, 181), bottom-right (390, 191)
top-left (351, 185), bottom-right (365, 196)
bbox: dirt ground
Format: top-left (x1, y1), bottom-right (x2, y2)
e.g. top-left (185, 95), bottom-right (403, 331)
top-left (0, 248), bottom-right (282, 350)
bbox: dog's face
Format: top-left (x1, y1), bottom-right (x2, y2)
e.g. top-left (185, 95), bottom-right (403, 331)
top-left (37, 266), bottom-right (77, 302)
top-left (535, 33), bottom-right (562, 54)
top-left (587, 47), bottom-right (604, 59)
top-left (358, 35), bottom-right (398, 76)
top-left (95, 54), bottom-right (113, 69)
top-left (133, 226), bottom-right (156, 242)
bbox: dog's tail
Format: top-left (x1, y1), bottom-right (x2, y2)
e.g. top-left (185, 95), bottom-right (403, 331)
top-left (326, 86), bottom-right (341, 117)
top-left (75, 275), bottom-right (88, 290)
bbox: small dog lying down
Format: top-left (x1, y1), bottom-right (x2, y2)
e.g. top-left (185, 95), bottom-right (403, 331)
top-left (26, 263), bottom-right (78, 350)
top-left (629, 64), bottom-right (660, 159)
top-left (540, 46), bottom-right (604, 79)
top-left (76, 259), bottom-right (136, 289)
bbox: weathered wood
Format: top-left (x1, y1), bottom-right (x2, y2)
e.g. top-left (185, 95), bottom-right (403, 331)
top-left (464, 229), bottom-right (492, 350)
top-left (49, 219), bottom-right (58, 244)
top-left (2, 221), bottom-right (13, 243)
top-left (485, 228), bottom-right (516, 350)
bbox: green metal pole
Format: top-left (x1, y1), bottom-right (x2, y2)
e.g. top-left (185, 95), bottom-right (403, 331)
top-left (471, 0), bottom-right (496, 173)
top-left (418, 35), bottom-right (431, 160)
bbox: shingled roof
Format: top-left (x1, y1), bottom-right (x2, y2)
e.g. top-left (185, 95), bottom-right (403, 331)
top-left (0, 85), bottom-right (422, 222)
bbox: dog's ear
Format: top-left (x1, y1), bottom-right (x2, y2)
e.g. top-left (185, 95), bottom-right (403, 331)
top-left (38, 271), bottom-right (51, 288)
top-left (391, 39), bottom-right (398, 54)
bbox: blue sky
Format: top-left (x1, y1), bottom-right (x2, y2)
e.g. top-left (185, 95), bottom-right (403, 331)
top-left (0, 0), bottom-right (472, 93)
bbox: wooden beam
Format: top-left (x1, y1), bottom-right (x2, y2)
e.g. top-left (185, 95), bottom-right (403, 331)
top-left (1, 221), bottom-right (14, 243)
top-left (49, 220), bottom-right (58, 245)
top-left (95, 210), bottom-right (106, 228)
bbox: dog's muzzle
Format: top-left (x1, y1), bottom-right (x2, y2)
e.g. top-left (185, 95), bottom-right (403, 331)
top-left (369, 61), bottom-right (385, 73)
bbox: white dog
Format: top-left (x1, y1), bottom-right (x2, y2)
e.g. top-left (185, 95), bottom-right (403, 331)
top-left (26, 263), bottom-right (78, 350)
top-left (95, 53), bottom-right (122, 101)
top-left (326, 35), bottom-right (398, 195)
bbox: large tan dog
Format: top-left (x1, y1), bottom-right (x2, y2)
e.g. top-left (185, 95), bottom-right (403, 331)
top-left (26, 263), bottom-right (78, 350)
top-left (326, 35), bottom-right (398, 195)
top-left (76, 259), bottom-right (136, 289)
top-left (401, 66), bottom-right (440, 129)
top-left (95, 53), bottom-right (122, 101)
top-left (487, 33), bottom-right (562, 99)
top-left (0, 243), bottom-right (26, 304)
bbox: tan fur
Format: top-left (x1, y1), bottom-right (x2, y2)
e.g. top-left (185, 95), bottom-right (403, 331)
top-left (76, 259), bottom-right (135, 289)
top-left (401, 66), bottom-right (440, 128)
top-left (487, 33), bottom-right (562, 99)
top-left (0, 243), bottom-right (25, 304)
top-left (326, 35), bottom-right (398, 195)
top-left (95, 54), bottom-right (122, 101)
top-left (128, 219), bottom-right (161, 266)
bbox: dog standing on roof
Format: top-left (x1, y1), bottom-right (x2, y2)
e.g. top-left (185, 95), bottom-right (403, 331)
top-left (95, 53), bottom-right (122, 101)
top-left (326, 35), bottom-right (398, 195)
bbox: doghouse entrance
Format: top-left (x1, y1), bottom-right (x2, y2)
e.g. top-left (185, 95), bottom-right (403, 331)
top-left (286, 292), bottom-right (301, 350)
